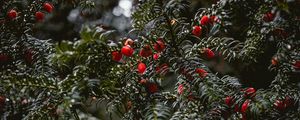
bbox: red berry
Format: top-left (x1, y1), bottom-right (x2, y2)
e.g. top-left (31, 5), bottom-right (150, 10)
top-left (8, 9), bottom-right (17, 19)
top-left (127, 101), bottom-right (132, 109)
top-left (271, 57), bottom-right (278, 66)
top-left (225, 96), bottom-right (234, 106)
top-left (284, 96), bottom-right (294, 108)
top-left (274, 100), bottom-right (286, 111)
top-left (153, 53), bottom-right (160, 60)
top-left (43, 2), bottom-right (54, 13)
top-left (121, 45), bottom-right (134, 57)
top-left (147, 83), bottom-right (158, 93)
top-left (35, 11), bottom-right (45, 22)
top-left (154, 40), bottom-right (166, 52)
top-left (241, 99), bottom-right (250, 113)
top-left (210, 15), bottom-right (217, 23)
top-left (204, 48), bottom-right (215, 59)
top-left (188, 94), bottom-right (194, 101)
top-left (139, 45), bottom-right (152, 57)
top-left (263, 12), bottom-right (275, 22)
top-left (294, 61), bottom-right (300, 70)
top-left (0, 96), bottom-right (5, 105)
top-left (137, 62), bottom-right (146, 74)
top-left (200, 15), bottom-right (210, 25)
top-left (234, 104), bottom-right (240, 112)
top-left (111, 51), bottom-right (122, 61)
top-left (139, 79), bottom-right (147, 85)
top-left (177, 84), bottom-right (184, 95)
top-left (244, 87), bottom-right (256, 98)
top-left (192, 26), bottom-right (202, 37)
top-left (0, 96), bottom-right (5, 111)
top-left (195, 68), bottom-right (208, 78)
top-left (0, 54), bottom-right (9, 63)
top-left (25, 49), bottom-right (34, 64)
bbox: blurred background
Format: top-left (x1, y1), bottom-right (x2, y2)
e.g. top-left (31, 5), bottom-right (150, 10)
top-left (33, 0), bottom-right (215, 42)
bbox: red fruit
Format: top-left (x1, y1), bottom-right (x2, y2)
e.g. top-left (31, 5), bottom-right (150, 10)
top-left (0, 96), bottom-right (5, 105)
top-left (271, 57), bottom-right (278, 66)
top-left (139, 45), bottom-right (152, 57)
top-left (274, 100), bottom-right (286, 111)
top-left (294, 61), bottom-right (300, 70)
top-left (0, 96), bottom-right (5, 111)
top-left (234, 104), bottom-right (240, 112)
top-left (210, 15), bottom-right (217, 23)
top-left (137, 62), bottom-right (146, 74)
top-left (244, 87), bottom-right (256, 98)
top-left (8, 9), bottom-right (17, 19)
top-left (188, 94), bottom-right (194, 101)
top-left (284, 96), bottom-right (294, 108)
top-left (127, 101), bottom-right (132, 109)
top-left (0, 54), bottom-right (9, 63)
top-left (121, 45), bottom-right (134, 57)
top-left (153, 53), bottom-right (160, 60)
top-left (25, 49), bottom-right (34, 64)
top-left (225, 96), bottom-right (234, 106)
top-left (111, 51), bottom-right (122, 61)
top-left (147, 83), bottom-right (158, 93)
top-left (263, 12), bottom-right (275, 22)
top-left (154, 40), bottom-right (165, 52)
top-left (241, 99), bottom-right (250, 113)
top-left (204, 48), bottom-right (215, 59)
top-left (35, 11), bottom-right (45, 21)
top-left (43, 2), bottom-right (54, 13)
top-left (200, 15), bottom-right (210, 25)
top-left (195, 68), bottom-right (208, 78)
top-left (124, 39), bottom-right (134, 46)
top-left (177, 84), bottom-right (184, 95)
top-left (192, 26), bottom-right (202, 37)
top-left (139, 79), bottom-right (147, 85)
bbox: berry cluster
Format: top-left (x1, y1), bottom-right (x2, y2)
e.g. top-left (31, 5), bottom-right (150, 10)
top-left (7, 2), bottom-right (54, 22)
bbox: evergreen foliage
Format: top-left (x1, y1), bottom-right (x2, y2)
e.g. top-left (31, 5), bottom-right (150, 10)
top-left (0, 0), bottom-right (300, 119)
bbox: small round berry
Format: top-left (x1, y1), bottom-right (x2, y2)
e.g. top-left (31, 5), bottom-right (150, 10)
top-left (121, 45), bottom-right (134, 57)
top-left (225, 96), bottom-right (234, 106)
top-left (244, 87), bottom-right (256, 98)
top-left (274, 100), bottom-right (285, 111)
top-left (204, 48), bottom-right (215, 59)
top-left (43, 2), bottom-right (54, 13)
top-left (263, 12), bottom-right (275, 22)
top-left (195, 68), bottom-right (208, 78)
top-left (147, 83), bottom-right (158, 93)
top-left (35, 11), bottom-right (45, 22)
top-left (294, 60), bottom-right (300, 70)
top-left (241, 99), bottom-right (250, 113)
top-left (8, 9), bottom-right (18, 19)
top-left (111, 51), bottom-right (122, 62)
top-left (177, 84), bottom-right (184, 95)
top-left (137, 62), bottom-right (147, 74)
top-left (154, 39), bottom-right (166, 52)
top-left (192, 26), bottom-right (202, 37)
top-left (153, 53), bottom-right (160, 60)
top-left (200, 15), bottom-right (210, 25)
top-left (139, 45), bottom-right (152, 57)
top-left (0, 54), bottom-right (9, 63)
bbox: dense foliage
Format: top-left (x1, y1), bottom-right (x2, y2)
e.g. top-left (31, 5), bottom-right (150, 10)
top-left (1, 0), bottom-right (300, 119)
